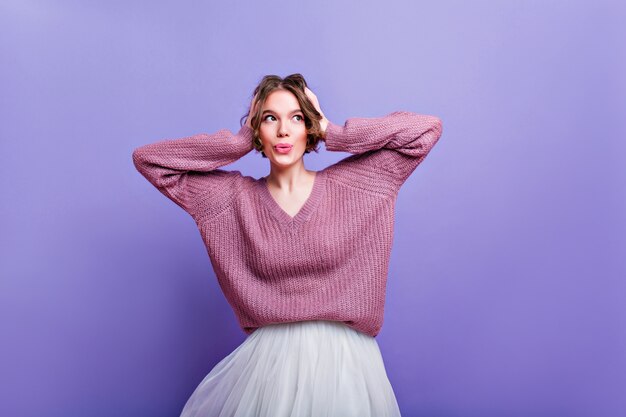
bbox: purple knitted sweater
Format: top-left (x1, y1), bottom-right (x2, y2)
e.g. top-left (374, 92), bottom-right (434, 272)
top-left (132, 111), bottom-right (443, 337)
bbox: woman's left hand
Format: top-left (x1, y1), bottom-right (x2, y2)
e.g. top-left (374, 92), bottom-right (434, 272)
top-left (305, 87), bottom-right (329, 136)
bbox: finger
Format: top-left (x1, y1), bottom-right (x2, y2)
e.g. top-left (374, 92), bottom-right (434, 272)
top-left (250, 98), bottom-right (259, 114)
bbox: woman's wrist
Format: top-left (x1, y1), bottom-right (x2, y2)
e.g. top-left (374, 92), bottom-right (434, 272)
top-left (320, 118), bottom-right (329, 138)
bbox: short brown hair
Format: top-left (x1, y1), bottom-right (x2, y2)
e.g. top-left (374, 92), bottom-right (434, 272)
top-left (240, 73), bottom-right (325, 158)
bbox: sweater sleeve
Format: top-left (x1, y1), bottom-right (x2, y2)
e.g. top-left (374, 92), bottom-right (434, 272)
top-left (132, 124), bottom-right (255, 219)
top-left (323, 111), bottom-right (443, 193)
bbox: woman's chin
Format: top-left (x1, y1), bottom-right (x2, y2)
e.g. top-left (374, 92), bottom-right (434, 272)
top-left (269, 153), bottom-right (302, 167)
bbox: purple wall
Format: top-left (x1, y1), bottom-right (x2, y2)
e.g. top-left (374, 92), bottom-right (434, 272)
top-left (1, 1), bottom-right (624, 416)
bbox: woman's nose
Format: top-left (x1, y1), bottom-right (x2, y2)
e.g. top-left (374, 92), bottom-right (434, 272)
top-left (277, 123), bottom-right (289, 137)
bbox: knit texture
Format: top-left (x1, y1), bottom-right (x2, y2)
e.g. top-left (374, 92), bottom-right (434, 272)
top-left (132, 111), bottom-right (443, 337)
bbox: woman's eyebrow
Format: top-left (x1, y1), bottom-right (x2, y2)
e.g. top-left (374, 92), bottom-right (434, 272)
top-left (261, 109), bottom-right (302, 115)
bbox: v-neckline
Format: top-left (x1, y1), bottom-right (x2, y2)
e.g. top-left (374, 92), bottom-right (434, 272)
top-left (258, 170), bottom-right (326, 228)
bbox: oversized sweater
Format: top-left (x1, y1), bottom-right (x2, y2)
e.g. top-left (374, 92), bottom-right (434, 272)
top-left (132, 111), bottom-right (443, 337)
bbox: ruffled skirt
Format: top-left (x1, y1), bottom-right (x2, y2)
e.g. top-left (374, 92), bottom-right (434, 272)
top-left (179, 320), bottom-right (402, 417)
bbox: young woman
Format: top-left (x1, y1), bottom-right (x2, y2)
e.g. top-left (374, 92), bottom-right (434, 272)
top-left (132, 73), bottom-right (443, 417)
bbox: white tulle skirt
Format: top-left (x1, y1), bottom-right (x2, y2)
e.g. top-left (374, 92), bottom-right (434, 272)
top-left (179, 320), bottom-right (402, 417)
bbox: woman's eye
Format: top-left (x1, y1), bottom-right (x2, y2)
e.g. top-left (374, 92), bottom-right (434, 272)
top-left (263, 115), bottom-right (276, 122)
top-left (294, 114), bottom-right (303, 121)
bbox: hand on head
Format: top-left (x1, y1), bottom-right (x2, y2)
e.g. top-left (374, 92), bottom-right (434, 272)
top-left (245, 93), bottom-right (259, 130)
top-left (304, 87), bottom-right (329, 135)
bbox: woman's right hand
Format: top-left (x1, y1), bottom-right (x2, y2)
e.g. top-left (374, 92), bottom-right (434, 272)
top-left (245, 94), bottom-right (259, 130)
top-left (304, 87), bottom-right (329, 136)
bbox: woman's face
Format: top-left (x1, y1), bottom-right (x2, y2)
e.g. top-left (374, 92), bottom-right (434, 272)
top-left (258, 89), bottom-right (307, 167)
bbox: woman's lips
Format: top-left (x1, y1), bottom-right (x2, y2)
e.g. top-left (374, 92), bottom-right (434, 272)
top-left (274, 144), bottom-right (293, 154)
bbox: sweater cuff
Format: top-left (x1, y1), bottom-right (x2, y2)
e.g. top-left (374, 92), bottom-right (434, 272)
top-left (237, 124), bottom-right (255, 142)
top-left (323, 121), bottom-right (345, 152)
top-left (236, 124), bottom-right (256, 153)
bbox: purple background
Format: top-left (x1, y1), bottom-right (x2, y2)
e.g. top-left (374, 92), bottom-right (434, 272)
top-left (1, 1), bottom-right (624, 416)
